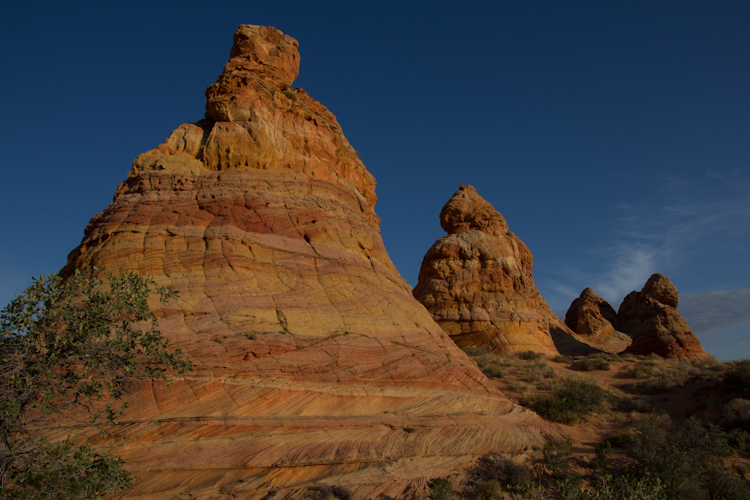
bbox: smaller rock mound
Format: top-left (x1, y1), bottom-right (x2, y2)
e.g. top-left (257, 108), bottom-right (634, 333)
top-left (564, 288), bottom-right (632, 353)
top-left (621, 274), bottom-right (710, 360)
top-left (414, 185), bottom-right (565, 356)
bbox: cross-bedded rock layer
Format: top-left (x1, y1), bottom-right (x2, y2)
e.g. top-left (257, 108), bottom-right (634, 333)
top-left (57, 26), bottom-right (550, 499)
top-left (412, 185), bottom-right (568, 356)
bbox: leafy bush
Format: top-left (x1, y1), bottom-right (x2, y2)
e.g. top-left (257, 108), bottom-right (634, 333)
top-left (474, 455), bottom-right (531, 491)
top-left (428, 477), bottom-right (453, 500)
top-left (534, 378), bottom-right (608, 424)
top-left (473, 479), bottom-right (501, 499)
top-left (463, 346), bottom-right (490, 357)
top-left (283, 89), bottom-right (297, 101)
top-left (723, 360), bottom-right (750, 396)
top-left (0, 270), bottom-right (191, 499)
top-left (482, 362), bottom-right (504, 378)
top-left (551, 354), bottom-right (574, 364)
top-left (518, 350), bottom-right (543, 361)
top-left (724, 398), bottom-right (750, 429)
top-left (583, 357), bottom-right (611, 371)
top-left (627, 414), bottom-right (750, 499)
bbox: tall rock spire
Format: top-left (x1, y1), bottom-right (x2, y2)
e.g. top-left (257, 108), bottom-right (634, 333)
top-left (58, 27), bottom-right (550, 498)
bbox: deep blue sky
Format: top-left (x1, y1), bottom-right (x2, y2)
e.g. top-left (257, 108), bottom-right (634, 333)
top-left (1, 1), bottom-right (748, 359)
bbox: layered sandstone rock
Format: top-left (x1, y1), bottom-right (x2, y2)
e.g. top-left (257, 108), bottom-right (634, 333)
top-left (564, 288), bottom-right (632, 353)
top-left (621, 274), bottom-right (710, 360)
top-left (57, 26), bottom-right (550, 499)
top-left (412, 185), bottom-right (570, 356)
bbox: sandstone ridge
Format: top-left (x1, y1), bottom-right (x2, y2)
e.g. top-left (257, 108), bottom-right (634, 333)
top-left (413, 185), bottom-right (571, 356)
top-left (58, 26), bottom-right (551, 499)
top-left (565, 274), bottom-right (710, 360)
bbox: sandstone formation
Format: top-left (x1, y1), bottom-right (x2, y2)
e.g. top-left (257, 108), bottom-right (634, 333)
top-left (621, 274), bottom-right (710, 360)
top-left (564, 288), bottom-right (632, 353)
top-left (412, 185), bottom-right (571, 356)
top-left (55, 26), bottom-right (551, 499)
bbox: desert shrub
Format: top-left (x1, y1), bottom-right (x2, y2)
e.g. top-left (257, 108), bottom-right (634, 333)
top-left (626, 363), bottom-right (653, 378)
top-left (283, 89), bottom-right (297, 100)
top-left (624, 397), bottom-right (659, 413)
top-left (518, 350), bottom-right (542, 361)
top-left (626, 414), bottom-right (749, 499)
top-left (306, 485), bottom-right (351, 500)
top-left (583, 357), bottom-right (611, 371)
top-left (482, 363), bottom-right (504, 378)
top-left (583, 474), bottom-right (667, 499)
top-left (590, 439), bottom-right (612, 469)
top-left (473, 479), bottom-right (501, 500)
top-left (475, 455), bottom-right (532, 490)
top-left (463, 346), bottom-right (490, 357)
top-left (723, 360), bottom-right (750, 396)
top-left (724, 398), bottom-right (750, 429)
top-left (551, 354), bottom-right (574, 364)
top-left (534, 378), bottom-right (608, 424)
top-left (727, 428), bottom-right (750, 453)
top-left (519, 361), bottom-right (554, 383)
top-left (428, 477), bottom-right (453, 500)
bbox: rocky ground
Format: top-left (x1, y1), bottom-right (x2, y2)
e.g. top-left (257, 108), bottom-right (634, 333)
top-left (407, 350), bottom-right (750, 500)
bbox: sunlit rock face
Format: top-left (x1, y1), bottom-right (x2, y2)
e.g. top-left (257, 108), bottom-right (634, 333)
top-left (412, 184), bottom-right (567, 356)
top-left (621, 274), bottom-right (710, 361)
top-left (564, 288), bottom-right (632, 353)
top-left (58, 26), bottom-right (550, 499)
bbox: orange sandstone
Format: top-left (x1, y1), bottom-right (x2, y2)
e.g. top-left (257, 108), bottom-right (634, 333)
top-left (57, 26), bottom-right (550, 499)
top-left (413, 185), bottom-right (568, 356)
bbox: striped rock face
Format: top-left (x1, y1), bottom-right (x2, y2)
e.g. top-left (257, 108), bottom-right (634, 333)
top-left (58, 25), bottom-right (550, 499)
top-left (413, 185), bottom-right (566, 357)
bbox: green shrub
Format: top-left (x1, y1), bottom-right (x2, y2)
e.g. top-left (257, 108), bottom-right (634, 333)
top-left (283, 89), bottom-right (297, 101)
top-left (551, 354), bottom-right (574, 364)
top-left (724, 398), bottom-right (750, 429)
top-left (518, 350), bottom-right (542, 361)
top-left (627, 415), bottom-right (748, 499)
top-left (473, 479), bottom-right (501, 500)
top-left (724, 360), bottom-right (750, 396)
top-left (482, 362), bottom-right (504, 378)
top-left (428, 477), bottom-right (453, 500)
top-left (463, 346), bottom-right (490, 357)
top-left (583, 357), bottom-right (611, 371)
top-left (474, 455), bottom-right (531, 490)
top-left (626, 363), bottom-right (653, 378)
top-left (534, 378), bottom-right (608, 424)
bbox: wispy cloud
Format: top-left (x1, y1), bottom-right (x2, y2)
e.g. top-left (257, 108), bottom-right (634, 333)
top-left (680, 288), bottom-right (750, 336)
top-left (592, 247), bottom-right (657, 306)
top-left (538, 171), bottom-right (750, 314)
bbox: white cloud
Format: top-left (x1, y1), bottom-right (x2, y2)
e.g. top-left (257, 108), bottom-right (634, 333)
top-left (592, 247), bottom-right (657, 307)
top-left (537, 171), bottom-right (750, 317)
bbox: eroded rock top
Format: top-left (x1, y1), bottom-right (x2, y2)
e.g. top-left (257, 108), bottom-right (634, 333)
top-left (439, 184), bottom-right (509, 236)
top-left (206, 25), bottom-right (300, 121)
top-left (641, 273), bottom-right (679, 308)
top-left (131, 24), bottom-right (377, 210)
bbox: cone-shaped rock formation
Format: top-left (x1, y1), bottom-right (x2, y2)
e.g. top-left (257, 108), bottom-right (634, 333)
top-left (57, 26), bottom-right (550, 499)
top-left (413, 185), bottom-right (569, 356)
top-left (564, 288), bottom-right (632, 353)
top-left (621, 274), bottom-right (710, 360)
